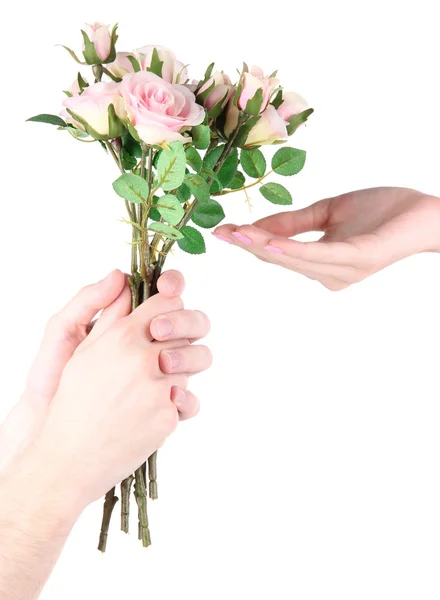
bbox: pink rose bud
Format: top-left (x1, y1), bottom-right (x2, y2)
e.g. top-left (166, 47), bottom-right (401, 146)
top-left (68, 74), bottom-right (89, 96)
top-left (224, 98), bottom-right (240, 138)
top-left (82, 22), bottom-right (117, 65)
top-left (238, 65), bottom-right (280, 115)
top-left (119, 71), bottom-right (205, 147)
top-left (136, 45), bottom-right (188, 84)
top-left (197, 71), bottom-right (235, 114)
top-left (277, 92), bottom-right (309, 121)
top-left (61, 82), bottom-right (126, 139)
top-left (106, 52), bottom-right (136, 79)
top-left (244, 105), bottom-right (288, 147)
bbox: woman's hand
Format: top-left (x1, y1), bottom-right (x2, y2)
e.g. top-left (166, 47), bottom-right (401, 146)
top-left (213, 187), bottom-right (440, 291)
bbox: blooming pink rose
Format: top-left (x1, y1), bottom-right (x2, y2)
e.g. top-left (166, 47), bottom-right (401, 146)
top-left (106, 52), bottom-right (136, 79)
top-left (245, 106), bottom-right (288, 147)
top-left (277, 92), bottom-right (309, 121)
top-left (136, 45), bottom-right (188, 84)
top-left (119, 71), bottom-right (205, 146)
top-left (83, 23), bottom-right (112, 62)
top-left (238, 65), bottom-right (279, 114)
top-left (61, 82), bottom-right (125, 137)
top-left (198, 71), bottom-right (235, 112)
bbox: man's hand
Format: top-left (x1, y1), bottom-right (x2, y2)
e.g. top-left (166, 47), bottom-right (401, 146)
top-left (213, 187), bottom-right (440, 291)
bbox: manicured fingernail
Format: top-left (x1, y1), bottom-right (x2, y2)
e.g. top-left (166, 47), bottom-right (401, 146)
top-left (212, 232), bottom-right (234, 244)
top-left (173, 388), bottom-right (186, 408)
top-left (165, 352), bottom-right (180, 369)
top-left (155, 318), bottom-right (173, 338)
top-left (265, 245), bottom-right (284, 254)
top-left (232, 232), bottom-right (253, 245)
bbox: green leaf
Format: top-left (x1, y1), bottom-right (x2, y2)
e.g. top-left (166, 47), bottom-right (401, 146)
top-left (199, 166), bottom-right (223, 192)
top-left (192, 199), bottom-right (225, 229)
top-left (156, 194), bottom-right (184, 225)
top-left (203, 146), bottom-right (239, 192)
top-left (27, 114), bottom-right (67, 127)
top-left (287, 108), bottom-right (314, 135)
top-left (147, 222), bottom-right (183, 240)
top-left (108, 103), bottom-right (127, 138)
top-left (186, 147), bottom-right (202, 172)
top-left (176, 182), bottom-right (191, 203)
top-left (112, 173), bottom-right (149, 204)
top-left (77, 72), bottom-right (89, 93)
top-left (203, 62), bottom-right (215, 81)
top-left (259, 182), bottom-right (292, 205)
top-left (122, 135), bottom-right (142, 158)
top-left (81, 30), bottom-right (102, 65)
top-left (244, 88), bottom-right (264, 116)
top-left (229, 170), bottom-right (246, 190)
top-left (127, 55), bottom-right (141, 72)
top-left (147, 47), bottom-right (164, 77)
top-left (157, 142), bottom-right (186, 191)
top-left (184, 173), bottom-right (210, 203)
top-left (191, 124), bottom-right (210, 149)
top-left (177, 226), bottom-right (206, 254)
top-left (104, 24), bottom-right (118, 64)
top-left (148, 196), bottom-right (161, 221)
top-left (234, 115), bottom-right (261, 148)
top-left (120, 148), bottom-right (137, 170)
top-left (56, 45), bottom-right (86, 65)
top-left (272, 147), bottom-right (306, 176)
top-left (272, 89), bottom-right (283, 109)
top-left (240, 148), bottom-right (266, 178)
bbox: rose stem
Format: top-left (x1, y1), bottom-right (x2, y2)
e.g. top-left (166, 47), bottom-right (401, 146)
top-left (120, 475), bottom-right (134, 534)
top-left (97, 487), bottom-right (119, 552)
top-left (134, 466), bottom-right (151, 547)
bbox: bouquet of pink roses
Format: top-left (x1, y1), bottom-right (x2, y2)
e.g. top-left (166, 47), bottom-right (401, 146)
top-left (28, 22), bottom-right (313, 552)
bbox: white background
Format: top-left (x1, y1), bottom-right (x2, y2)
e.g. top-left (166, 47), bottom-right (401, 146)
top-left (1, 0), bottom-right (440, 598)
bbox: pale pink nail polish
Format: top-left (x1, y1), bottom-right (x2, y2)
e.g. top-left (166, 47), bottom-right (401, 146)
top-left (265, 245), bottom-right (284, 254)
top-left (232, 232), bottom-right (253, 245)
top-left (212, 232), bottom-right (234, 244)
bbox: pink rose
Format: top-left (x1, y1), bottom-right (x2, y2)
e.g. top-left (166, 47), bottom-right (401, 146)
top-left (68, 75), bottom-right (89, 96)
top-left (245, 106), bottom-right (288, 147)
top-left (277, 92), bottom-right (309, 121)
top-left (61, 82), bottom-right (126, 138)
top-left (106, 52), bottom-right (136, 79)
top-left (238, 65), bottom-right (279, 115)
top-left (198, 71), bottom-right (235, 112)
top-left (83, 22), bottom-right (113, 63)
top-left (136, 45), bottom-right (188, 84)
top-left (119, 71), bottom-right (205, 146)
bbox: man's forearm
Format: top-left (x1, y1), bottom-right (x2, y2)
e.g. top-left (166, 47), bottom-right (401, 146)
top-left (0, 443), bottom-right (83, 600)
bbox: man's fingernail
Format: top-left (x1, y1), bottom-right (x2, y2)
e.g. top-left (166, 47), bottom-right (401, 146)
top-left (265, 245), bottom-right (284, 254)
top-left (232, 232), bottom-right (253, 245)
top-left (173, 388), bottom-right (186, 408)
top-left (155, 318), bottom-right (173, 338)
top-left (212, 232), bottom-right (234, 244)
top-left (163, 274), bottom-right (179, 293)
top-left (165, 352), bottom-right (180, 369)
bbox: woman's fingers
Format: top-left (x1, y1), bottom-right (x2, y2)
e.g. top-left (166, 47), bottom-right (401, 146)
top-left (252, 200), bottom-right (330, 237)
top-left (171, 387), bottom-right (200, 421)
top-left (150, 309), bottom-right (210, 343)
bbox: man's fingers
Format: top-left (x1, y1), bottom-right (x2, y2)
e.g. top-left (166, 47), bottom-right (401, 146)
top-left (150, 310), bottom-right (210, 343)
top-left (171, 387), bottom-right (200, 421)
top-left (159, 345), bottom-right (213, 375)
top-left (49, 270), bottom-right (127, 332)
top-left (253, 199), bottom-right (330, 236)
top-left (83, 280), bottom-right (132, 345)
top-left (156, 270), bottom-right (185, 297)
top-left (128, 295), bottom-right (184, 340)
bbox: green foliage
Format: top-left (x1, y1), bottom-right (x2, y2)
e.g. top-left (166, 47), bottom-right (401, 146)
top-left (176, 182), bottom-right (191, 203)
top-left (156, 194), bottom-right (184, 225)
top-left (156, 142), bottom-right (186, 191)
top-left (203, 146), bottom-right (239, 192)
top-left (147, 222), bottom-right (183, 240)
top-left (271, 89), bottom-right (283, 109)
top-left (244, 88), bottom-right (264, 116)
top-left (287, 108), bottom-right (314, 135)
top-left (147, 48), bottom-right (163, 77)
top-left (272, 147), bottom-right (306, 176)
top-left (127, 55), bottom-right (141, 72)
top-left (192, 199), bottom-right (225, 229)
top-left (259, 182), bottom-right (292, 205)
top-left (27, 114), bottom-right (67, 127)
top-left (240, 148), bottom-right (266, 178)
top-left (81, 30), bottom-right (102, 65)
top-left (233, 115), bottom-right (261, 148)
top-left (148, 196), bottom-right (161, 221)
top-left (177, 226), bottom-right (206, 254)
top-left (185, 147), bottom-right (202, 172)
top-left (197, 80), bottom-right (215, 103)
top-left (122, 135), bottom-right (142, 158)
top-left (229, 170), bottom-right (246, 190)
top-left (120, 148), bottom-right (137, 170)
top-left (191, 124), bottom-right (211, 149)
top-left (112, 173), bottom-right (149, 204)
top-left (57, 45), bottom-right (85, 65)
top-left (184, 173), bottom-right (210, 203)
